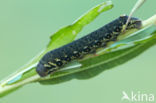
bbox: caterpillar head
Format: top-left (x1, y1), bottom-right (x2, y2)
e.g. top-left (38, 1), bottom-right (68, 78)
top-left (36, 62), bottom-right (56, 77)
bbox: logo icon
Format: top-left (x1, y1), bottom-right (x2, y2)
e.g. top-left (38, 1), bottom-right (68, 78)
top-left (121, 91), bottom-right (155, 102)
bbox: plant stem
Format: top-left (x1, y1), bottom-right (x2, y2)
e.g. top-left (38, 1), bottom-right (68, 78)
top-left (0, 75), bottom-right (40, 95)
top-left (143, 14), bottom-right (156, 27)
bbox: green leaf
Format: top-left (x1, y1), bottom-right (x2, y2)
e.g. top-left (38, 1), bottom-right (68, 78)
top-left (47, 0), bottom-right (113, 51)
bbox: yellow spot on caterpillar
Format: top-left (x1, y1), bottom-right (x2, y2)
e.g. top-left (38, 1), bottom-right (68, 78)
top-left (48, 62), bottom-right (57, 66)
top-left (113, 31), bottom-right (118, 34)
top-left (73, 51), bottom-right (78, 54)
top-left (121, 24), bottom-right (127, 33)
top-left (44, 64), bottom-right (51, 67)
top-left (55, 58), bottom-right (61, 61)
top-left (84, 46), bottom-right (88, 49)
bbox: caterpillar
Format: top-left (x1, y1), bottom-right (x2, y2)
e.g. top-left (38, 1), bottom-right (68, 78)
top-left (36, 15), bottom-right (142, 77)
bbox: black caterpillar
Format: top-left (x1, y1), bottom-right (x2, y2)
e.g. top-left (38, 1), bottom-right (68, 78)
top-left (36, 15), bottom-right (142, 77)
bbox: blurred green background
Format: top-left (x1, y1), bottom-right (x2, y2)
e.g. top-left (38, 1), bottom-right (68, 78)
top-left (0, 0), bottom-right (156, 103)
